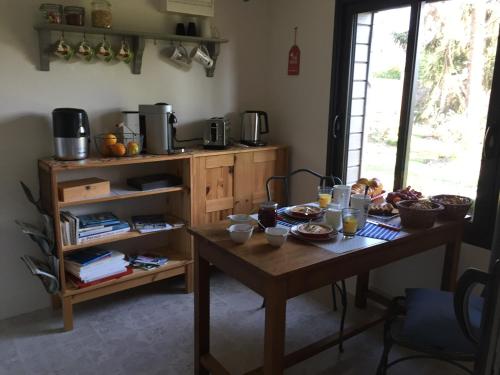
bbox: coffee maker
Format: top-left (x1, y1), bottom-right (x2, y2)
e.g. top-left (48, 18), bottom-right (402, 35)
top-left (139, 103), bottom-right (185, 155)
top-left (52, 108), bottom-right (90, 160)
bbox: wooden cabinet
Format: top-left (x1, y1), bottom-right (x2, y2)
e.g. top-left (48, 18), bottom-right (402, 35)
top-left (192, 154), bottom-right (235, 224)
top-left (192, 146), bottom-right (288, 225)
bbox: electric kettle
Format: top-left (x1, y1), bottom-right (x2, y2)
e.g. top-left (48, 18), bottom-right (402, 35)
top-left (240, 110), bottom-right (269, 147)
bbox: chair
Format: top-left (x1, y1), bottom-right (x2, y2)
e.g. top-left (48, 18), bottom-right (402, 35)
top-left (376, 260), bottom-right (500, 374)
top-left (263, 168), bottom-right (348, 352)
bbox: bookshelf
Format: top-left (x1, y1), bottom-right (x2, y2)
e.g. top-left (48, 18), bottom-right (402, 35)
top-left (37, 145), bottom-right (288, 331)
top-left (38, 154), bottom-right (193, 331)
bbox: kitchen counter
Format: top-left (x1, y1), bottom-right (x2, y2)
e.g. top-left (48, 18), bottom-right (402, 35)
top-left (39, 145), bottom-right (286, 171)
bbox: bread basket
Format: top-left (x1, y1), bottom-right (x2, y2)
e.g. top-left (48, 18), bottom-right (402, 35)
top-left (396, 200), bottom-right (444, 229)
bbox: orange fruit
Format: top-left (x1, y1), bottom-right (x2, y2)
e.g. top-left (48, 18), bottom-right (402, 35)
top-left (111, 143), bottom-right (126, 157)
top-left (103, 133), bottom-right (117, 146)
top-left (127, 141), bottom-right (140, 156)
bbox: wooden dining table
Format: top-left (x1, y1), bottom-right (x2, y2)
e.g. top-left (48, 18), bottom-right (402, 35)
top-left (188, 218), bottom-right (463, 374)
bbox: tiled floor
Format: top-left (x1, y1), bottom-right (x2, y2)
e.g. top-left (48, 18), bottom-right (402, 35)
top-left (1, 271), bottom-right (466, 374)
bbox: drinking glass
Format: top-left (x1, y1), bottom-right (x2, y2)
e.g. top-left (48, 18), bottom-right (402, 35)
top-left (318, 186), bottom-right (333, 208)
top-left (342, 208), bottom-right (360, 238)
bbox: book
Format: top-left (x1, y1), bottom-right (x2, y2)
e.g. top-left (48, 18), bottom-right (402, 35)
top-left (67, 268), bottom-right (133, 289)
top-left (78, 212), bottom-right (120, 228)
top-left (129, 254), bottom-right (168, 271)
top-left (131, 215), bottom-right (183, 233)
top-left (65, 248), bottom-right (111, 266)
top-left (78, 222), bottom-right (130, 238)
top-left (78, 225), bottom-right (131, 243)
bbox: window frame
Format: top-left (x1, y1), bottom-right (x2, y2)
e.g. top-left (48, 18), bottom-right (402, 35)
top-left (326, 0), bottom-right (500, 249)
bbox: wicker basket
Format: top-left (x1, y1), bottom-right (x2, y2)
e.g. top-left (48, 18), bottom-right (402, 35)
top-left (396, 200), bottom-right (444, 229)
top-left (429, 195), bottom-right (472, 221)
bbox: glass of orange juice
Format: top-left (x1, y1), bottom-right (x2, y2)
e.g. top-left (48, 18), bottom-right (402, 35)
top-left (318, 186), bottom-right (333, 208)
top-left (342, 208), bottom-right (360, 238)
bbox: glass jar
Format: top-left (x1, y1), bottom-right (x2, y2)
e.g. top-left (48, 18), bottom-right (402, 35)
top-left (258, 201), bottom-right (278, 229)
top-left (92, 0), bottom-right (112, 29)
top-left (64, 6), bottom-right (85, 26)
top-left (40, 3), bottom-right (63, 24)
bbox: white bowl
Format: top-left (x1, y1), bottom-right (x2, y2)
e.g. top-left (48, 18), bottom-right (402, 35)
top-left (265, 227), bottom-right (289, 247)
top-left (227, 214), bottom-right (255, 225)
top-left (227, 224), bottom-right (254, 244)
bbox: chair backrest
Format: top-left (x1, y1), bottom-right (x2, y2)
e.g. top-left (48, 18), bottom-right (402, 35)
top-left (475, 260), bottom-right (500, 375)
top-left (265, 168), bottom-right (342, 206)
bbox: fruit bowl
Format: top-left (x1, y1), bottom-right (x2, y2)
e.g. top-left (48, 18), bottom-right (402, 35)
top-left (95, 133), bottom-right (143, 157)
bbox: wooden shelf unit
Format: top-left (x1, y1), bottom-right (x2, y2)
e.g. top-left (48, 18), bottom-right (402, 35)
top-left (58, 185), bottom-right (185, 207)
top-left (61, 226), bottom-right (184, 252)
top-left (38, 146), bottom-right (288, 331)
top-left (39, 153), bottom-right (193, 331)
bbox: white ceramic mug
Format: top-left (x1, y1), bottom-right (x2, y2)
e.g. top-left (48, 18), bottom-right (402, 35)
top-left (333, 185), bottom-right (351, 209)
top-left (351, 194), bottom-right (371, 229)
top-left (166, 44), bottom-right (191, 67)
top-left (190, 45), bottom-right (213, 69)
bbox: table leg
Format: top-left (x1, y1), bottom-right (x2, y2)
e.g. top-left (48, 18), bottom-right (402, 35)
top-left (355, 272), bottom-right (370, 309)
top-left (263, 280), bottom-right (287, 375)
top-left (441, 236), bottom-right (461, 292)
top-left (194, 239), bottom-right (210, 375)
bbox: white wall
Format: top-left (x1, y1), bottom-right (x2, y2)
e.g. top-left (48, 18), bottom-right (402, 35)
top-left (0, 0), bottom-right (270, 319)
top-left (266, 0), bottom-right (492, 295)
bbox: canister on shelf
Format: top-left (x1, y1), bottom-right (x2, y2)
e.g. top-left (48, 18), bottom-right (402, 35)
top-left (40, 3), bottom-right (63, 24)
top-left (64, 6), bottom-right (85, 26)
top-left (92, 0), bottom-right (112, 28)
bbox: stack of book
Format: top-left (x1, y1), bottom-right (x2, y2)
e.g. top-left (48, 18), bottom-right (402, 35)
top-left (60, 212), bottom-right (130, 245)
top-left (129, 254), bottom-right (168, 271)
top-left (131, 215), bottom-right (183, 234)
top-left (65, 248), bottom-right (131, 288)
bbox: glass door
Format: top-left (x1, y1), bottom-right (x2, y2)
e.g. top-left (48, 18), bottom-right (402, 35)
top-left (328, 0), bottom-right (500, 248)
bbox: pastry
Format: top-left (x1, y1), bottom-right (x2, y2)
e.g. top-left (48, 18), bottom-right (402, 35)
top-left (368, 202), bottom-right (394, 216)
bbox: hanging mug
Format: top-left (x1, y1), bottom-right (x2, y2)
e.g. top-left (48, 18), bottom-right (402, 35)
top-left (75, 37), bottom-right (94, 62)
top-left (95, 37), bottom-right (114, 62)
top-left (190, 45), bottom-right (213, 69)
top-left (116, 40), bottom-right (134, 64)
top-left (53, 35), bottom-right (74, 60)
top-left (165, 43), bottom-right (191, 68)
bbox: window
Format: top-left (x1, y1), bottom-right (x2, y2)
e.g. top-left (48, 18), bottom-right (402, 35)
top-left (327, 0), bottom-right (500, 249)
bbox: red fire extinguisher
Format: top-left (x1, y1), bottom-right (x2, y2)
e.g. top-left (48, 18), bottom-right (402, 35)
top-left (288, 27), bottom-right (301, 76)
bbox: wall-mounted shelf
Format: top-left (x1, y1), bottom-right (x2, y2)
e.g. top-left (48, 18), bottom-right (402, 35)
top-left (34, 23), bottom-right (229, 77)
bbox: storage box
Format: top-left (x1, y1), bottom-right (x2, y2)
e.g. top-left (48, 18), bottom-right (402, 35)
top-left (58, 178), bottom-right (110, 202)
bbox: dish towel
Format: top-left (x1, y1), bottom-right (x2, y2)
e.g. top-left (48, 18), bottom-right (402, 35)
top-left (355, 222), bottom-right (400, 241)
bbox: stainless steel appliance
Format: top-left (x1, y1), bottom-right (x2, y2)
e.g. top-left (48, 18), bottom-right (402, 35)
top-left (203, 117), bottom-right (231, 149)
top-left (52, 108), bottom-right (90, 160)
top-left (139, 103), bottom-right (185, 155)
top-left (241, 110), bottom-right (269, 147)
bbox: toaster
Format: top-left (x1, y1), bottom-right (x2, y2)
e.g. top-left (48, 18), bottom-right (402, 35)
top-left (203, 117), bottom-right (231, 149)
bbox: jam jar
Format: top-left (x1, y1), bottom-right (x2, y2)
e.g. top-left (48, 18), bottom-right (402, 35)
top-left (258, 201), bottom-right (278, 229)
